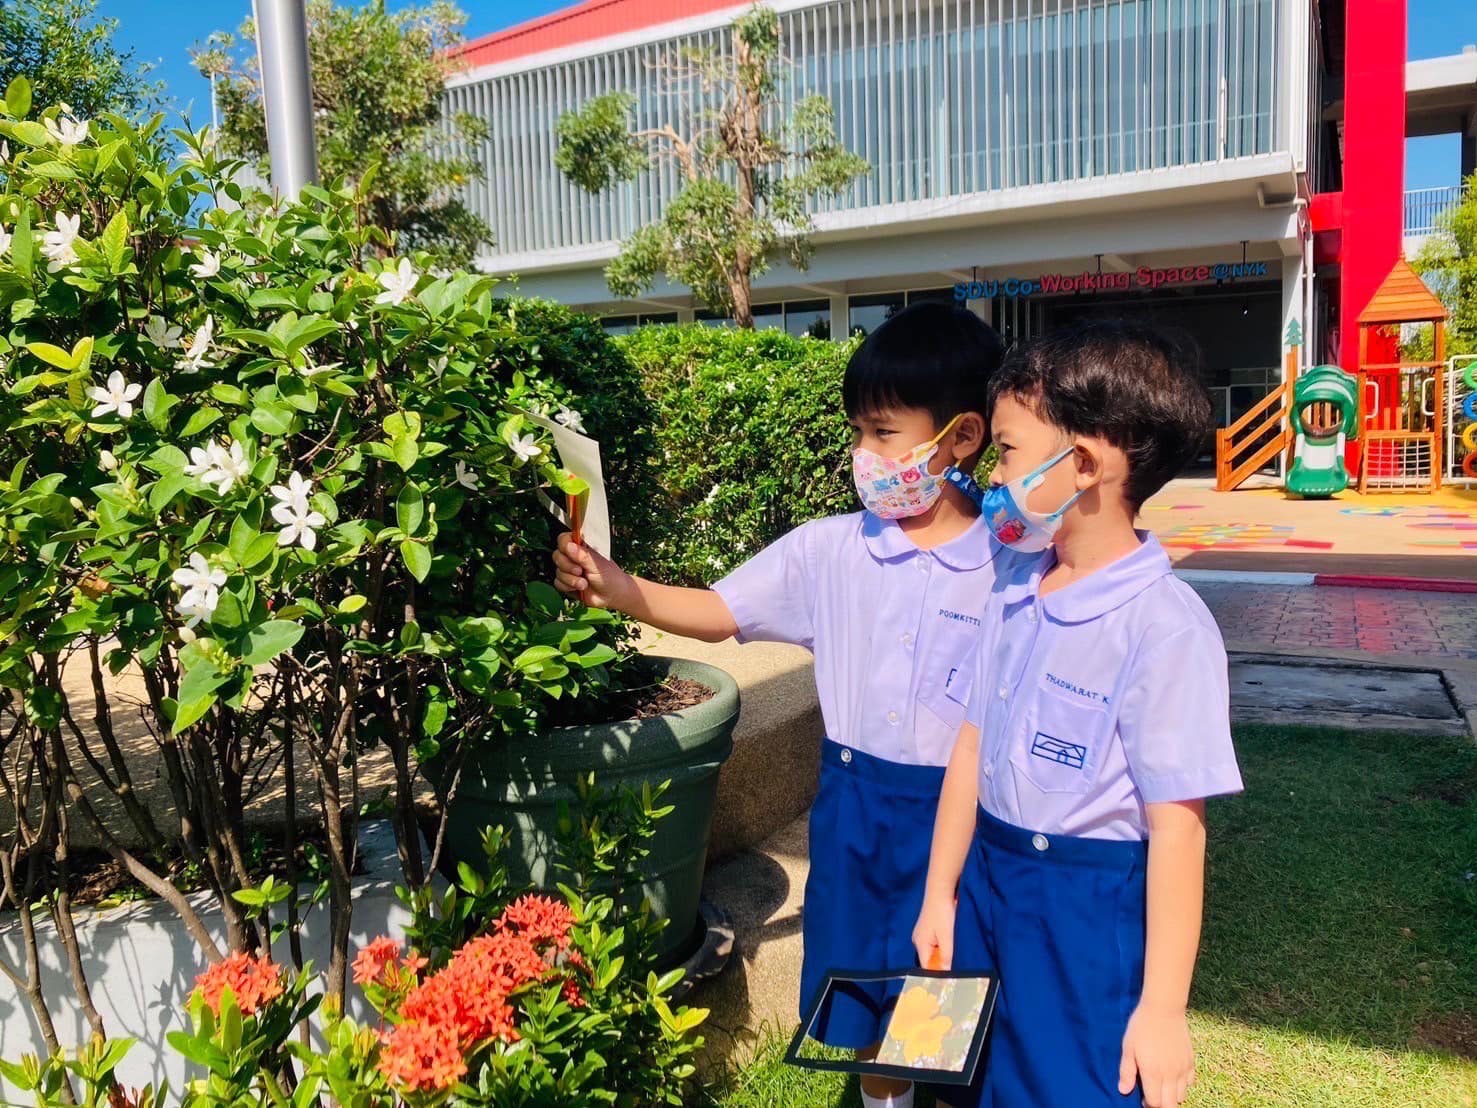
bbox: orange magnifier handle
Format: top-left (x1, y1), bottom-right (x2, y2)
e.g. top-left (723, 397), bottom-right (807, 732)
top-left (566, 487), bottom-right (587, 605)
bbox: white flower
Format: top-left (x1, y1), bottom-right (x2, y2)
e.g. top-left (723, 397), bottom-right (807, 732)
top-left (144, 315), bottom-right (183, 349)
top-left (189, 251), bottom-right (221, 279)
top-left (86, 370), bottom-right (142, 420)
top-left (374, 258), bottom-right (418, 307)
top-left (178, 315), bottom-right (215, 371)
top-left (0, 141), bottom-right (9, 163)
top-left (0, 225), bottom-right (10, 257)
top-left (509, 434), bottom-right (540, 463)
top-left (554, 406), bottom-right (586, 433)
top-left (704, 484), bottom-right (722, 505)
top-left (270, 470), bottom-right (313, 512)
top-left (45, 114), bottom-right (88, 145)
top-left (185, 440), bottom-right (249, 495)
top-left (270, 471), bottom-right (326, 550)
top-left (429, 355), bottom-right (448, 376)
top-left (98, 449), bottom-right (118, 472)
top-left (454, 461), bottom-right (480, 491)
top-left (172, 552), bottom-right (227, 596)
top-left (272, 498), bottom-right (327, 551)
top-left (725, 380), bottom-right (737, 393)
top-left (177, 586), bottom-right (219, 630)
top-left (42, 211), bottom-right (80, 269)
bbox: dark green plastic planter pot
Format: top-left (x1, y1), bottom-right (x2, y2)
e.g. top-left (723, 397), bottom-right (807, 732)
top-left (439, 656), bottom-right (738, 963)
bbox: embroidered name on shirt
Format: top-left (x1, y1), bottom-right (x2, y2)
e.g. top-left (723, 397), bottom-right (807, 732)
top-left (938, 608), bottom-right (982, 627)
top-left (1044, 672), bottom-right (1109, 704)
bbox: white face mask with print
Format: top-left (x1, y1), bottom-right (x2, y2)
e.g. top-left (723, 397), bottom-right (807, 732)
top-left (851, 415), bottom-right (962, 520)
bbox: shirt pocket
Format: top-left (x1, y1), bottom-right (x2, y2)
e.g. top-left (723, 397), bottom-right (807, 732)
top-left (913, 627), bottom-right (978, 760)
top-left (1010, 684), bottom-right (1109, 795)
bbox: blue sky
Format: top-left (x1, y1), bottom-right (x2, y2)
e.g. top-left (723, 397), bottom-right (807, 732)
top-left (105, 0), bottom-right (1477, 187)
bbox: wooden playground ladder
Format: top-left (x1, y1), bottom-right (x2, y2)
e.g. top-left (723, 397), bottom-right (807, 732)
top-left (1214, 380), bottom-right (1292, 492)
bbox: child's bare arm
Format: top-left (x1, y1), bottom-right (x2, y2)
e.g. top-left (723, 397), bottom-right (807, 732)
top-left (912, 721), bottom-right (981, 969)
top-left (552, 533), bottom-right (739, 643)
top-left (1118, 798), bottom-right (1206, 1108)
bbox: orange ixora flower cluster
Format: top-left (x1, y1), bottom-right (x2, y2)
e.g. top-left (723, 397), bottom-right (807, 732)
top-left (353, 935), bottom-right (428, 990)
top-left (372, 895), bottom-right (582, 1095)
top-left (192, 952), bottom-right (284, 1017)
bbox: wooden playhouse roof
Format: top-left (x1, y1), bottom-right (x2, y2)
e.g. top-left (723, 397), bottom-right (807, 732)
top-left (1358, 257), bottom-right (1448, 325)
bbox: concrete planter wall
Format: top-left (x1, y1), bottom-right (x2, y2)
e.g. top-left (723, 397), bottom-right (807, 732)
top-left (0, 821), bottom-right (412, 1091)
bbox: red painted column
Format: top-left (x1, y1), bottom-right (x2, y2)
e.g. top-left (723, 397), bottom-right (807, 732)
top-left (1337, 0), bottom-right (1406, 381)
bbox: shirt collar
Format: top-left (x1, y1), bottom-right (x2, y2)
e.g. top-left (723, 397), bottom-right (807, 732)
top-left (860, 511), bottom-right (998, 570)
top-left (997, 532), bottom-right (1174, 623)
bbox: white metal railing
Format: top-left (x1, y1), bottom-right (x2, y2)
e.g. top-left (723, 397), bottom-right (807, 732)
top-left (1404, 185), bottom-right (1468, 237)
top-left (446, 0), bottom-right (1285, 259)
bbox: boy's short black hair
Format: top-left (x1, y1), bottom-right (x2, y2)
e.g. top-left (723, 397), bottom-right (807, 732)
top-left (987, 319), bottom-right (1214, 509)
top-left (843, 301), bottom-right (1004, 430)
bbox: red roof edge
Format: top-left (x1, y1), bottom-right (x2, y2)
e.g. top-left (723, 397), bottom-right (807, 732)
top-left (452, 0), bottom-right (739, 71)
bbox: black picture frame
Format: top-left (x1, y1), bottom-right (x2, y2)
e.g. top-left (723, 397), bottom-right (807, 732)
top-left (783, 967), bottom-right (999, 1087)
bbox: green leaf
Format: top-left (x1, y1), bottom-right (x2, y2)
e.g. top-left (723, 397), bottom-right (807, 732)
top-left (400, 539), bottom-right (431, 582)
top-left (210, 591), bottom-right (246, 630)
top-left (336, 594), bottom-right (367, 615)
top-left (383, 411), bottom-right (422, 441)
top-left (100, 211), bottom-right (129, 271)
top-left (9, 209), bottom-right (31, 280)
top-left (577, 643), bottom-right (619, 669)
top-left (6, 76), bottom-right (32, 118)
top-left (171, 695), bottom-right (216, 735)
top-left (391, 434), bottom-right (419, 471)
top-left (142, 378), bottom-right (175, 431)
top-left (178, 661), bottom-right (231, 707)
top-left (240, 620), bottom-right (305, 667)
top-left (422, 697), bottom-right (448, 738)
top-left (395, 485), bottom-right (425, 536)
top-left (7, 120), bottom-right (49, 148)
top-left (179, 406), bottom-right (223, 437)
top-left (148, 472), bottom-right (191, 513)
top-left (26, 342), bottom-right (75, 370)
top-left (250, 405), bottom-right (295, 436)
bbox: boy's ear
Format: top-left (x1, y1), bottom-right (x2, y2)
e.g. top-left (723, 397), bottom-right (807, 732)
top-left (1072, 438), bottom-right (1107, 489)
top-left (950, 412), bottom-right (987, 461)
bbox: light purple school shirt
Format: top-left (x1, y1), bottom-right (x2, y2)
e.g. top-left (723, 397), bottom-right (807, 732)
top-left (967, 533), bottom-right (1243, 841)
top-left (714, 511), bottom-right (1010, 767)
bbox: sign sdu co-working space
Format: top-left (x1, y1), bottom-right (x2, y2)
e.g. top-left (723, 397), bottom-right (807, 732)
top-left (953, 260), bottom-right (1270, 301)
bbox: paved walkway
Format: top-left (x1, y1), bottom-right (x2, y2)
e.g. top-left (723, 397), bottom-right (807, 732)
top-left (1193, 581), bottom-right (1477, 660)
top-left (1142, 481), bottom-right (1477, 581)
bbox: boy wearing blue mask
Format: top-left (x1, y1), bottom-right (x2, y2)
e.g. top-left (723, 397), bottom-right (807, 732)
top-left (915, 321), bottom-right (1243, 1108)
top-left (554, 302), bottom-right (1012, 1108)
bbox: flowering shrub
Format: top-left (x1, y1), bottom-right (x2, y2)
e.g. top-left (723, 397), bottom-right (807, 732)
top-left (0, 70), bottom-right (665, 1057)
top-left (2, 846), bottom-right (707, 1107)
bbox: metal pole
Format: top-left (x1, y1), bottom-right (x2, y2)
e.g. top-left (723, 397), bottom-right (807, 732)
top-left (253, 0), bottom-right (319, 197)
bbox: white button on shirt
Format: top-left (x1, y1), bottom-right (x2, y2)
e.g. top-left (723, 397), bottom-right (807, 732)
top-left (968, 534), bottom-right (1244, 841)
top-left (715, 511), bottom-right (1013, 767)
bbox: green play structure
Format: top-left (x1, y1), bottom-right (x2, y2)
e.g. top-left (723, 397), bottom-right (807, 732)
top-left (1286, 363), bottom-right (1360, 498)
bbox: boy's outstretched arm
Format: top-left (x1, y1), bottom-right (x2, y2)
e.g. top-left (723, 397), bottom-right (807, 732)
top-left (1118, 798), bottom-right (1207, 1108)
top-left (912, 721), bottom-right (981, 970)
top-left (552, 533), bottom-right (740, 643)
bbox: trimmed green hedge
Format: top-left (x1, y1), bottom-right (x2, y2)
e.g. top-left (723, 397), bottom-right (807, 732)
top-left (619, 325), bottom-right (858, 586)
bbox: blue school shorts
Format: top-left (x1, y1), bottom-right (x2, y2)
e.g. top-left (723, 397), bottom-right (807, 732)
top-left (952, 807), bottom-right (1149, 1107)
top-left (800, 739), bottom-right (946, 1049)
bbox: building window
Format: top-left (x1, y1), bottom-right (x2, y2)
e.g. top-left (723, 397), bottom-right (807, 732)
top-left (599, 314), bottom-right (638, 336)
top-left (784, 299), bottom-right (831, 339)
top-left (752, 302), bottom-right (785, 330)
top-left (695, 309), bottom-right (736, 328)
top-left (848, 292), bottom-right (905, 337)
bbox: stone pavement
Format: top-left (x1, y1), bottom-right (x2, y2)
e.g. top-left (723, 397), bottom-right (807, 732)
top-left (1193, 581), bottom-right (1477, 659)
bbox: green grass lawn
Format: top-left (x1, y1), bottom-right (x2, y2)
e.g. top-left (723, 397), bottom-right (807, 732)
top-left (702, 725), bottom-right (1477, 1107)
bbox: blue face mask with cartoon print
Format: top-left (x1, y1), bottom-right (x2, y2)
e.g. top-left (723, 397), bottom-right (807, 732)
top-left (955, 447), bottom-right (1083, 553)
